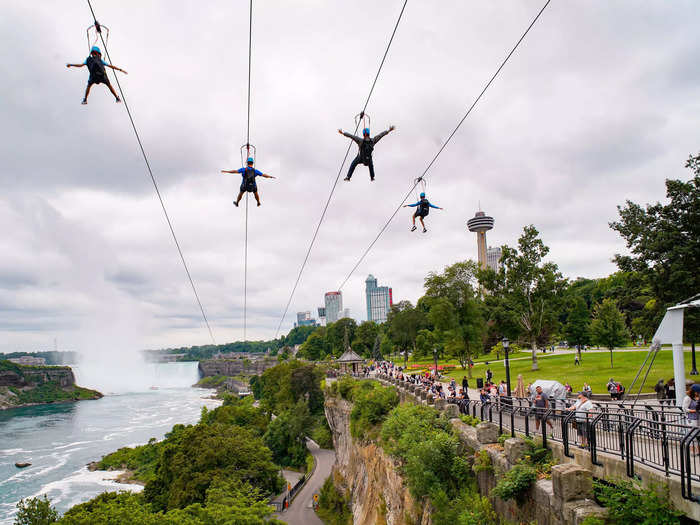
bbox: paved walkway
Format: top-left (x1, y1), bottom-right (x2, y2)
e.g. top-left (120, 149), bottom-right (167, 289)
top-left (276, 439), bottom-right (334, 525)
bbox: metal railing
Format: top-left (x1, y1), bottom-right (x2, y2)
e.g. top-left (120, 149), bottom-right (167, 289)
top-left (377, 376), bottom-right (699, 502)
top-left (446, 395), bottom-right (700, 501)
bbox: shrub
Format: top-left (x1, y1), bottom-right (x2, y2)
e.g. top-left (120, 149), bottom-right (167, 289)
top-left (316, 476), bottom-right (351, 525)
top-left (472, 450), bottom-right (493, 474)
top-left (459, 414), bottom-right (480, 427)
top-left (14, 496), bottom-right (58, 525)
top-left (497, 433), bottom-right (510, 446)
top-left (349, 384), bottom-right (399, 439)
top-left (492, 464), bottom-right (536, 504)
top-left (591, 479), bottom-right (682, 525)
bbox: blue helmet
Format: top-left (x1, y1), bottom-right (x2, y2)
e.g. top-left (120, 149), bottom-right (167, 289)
top-left (362, 128), bottom-right (370, 136)
top-left (246, 157), bottom-right (254, 164)
top-left (91, 46), bottom-right (101, 55)
top-left (420, 192), bottom-right (425, 198)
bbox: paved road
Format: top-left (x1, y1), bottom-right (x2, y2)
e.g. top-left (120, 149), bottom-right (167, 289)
top-left (277, 439), bottom-right (335, 525)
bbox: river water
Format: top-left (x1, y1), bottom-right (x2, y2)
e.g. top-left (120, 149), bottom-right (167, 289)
top-left (0, 362), bottom-right (220, 524)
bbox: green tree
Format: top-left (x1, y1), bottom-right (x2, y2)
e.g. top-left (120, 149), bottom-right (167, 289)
top-left (14, 496), bottom-right (58, 525)
top-left (424, 261), bottom-right (485, 376)
top-left (353, 321), bottom-right (380, 358)
top-left (263, 402), bottom-right (312, 467)
top-left (298, 329), bottom-right (328, 361)
top-left (326, 319), bottom-right (357, 357)
top-left (610, 153), bottom-right (699, 346)
top-left (387, 301), bottom-right (427, 368)
top-left (479, 226), bottom-right (566, 370)
top-left (414, 329), bottom-right (437, 360)
top-left (590, 298), bottom-right (629, 367)
top-left (564, 296), bottom-right (591, 361)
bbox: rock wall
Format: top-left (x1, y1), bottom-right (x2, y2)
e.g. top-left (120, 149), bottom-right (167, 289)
top-left (324, 396), bottom-right (430, 525)
top-left (361, 375), bottom-right (609, 525)
top-left (0, 365), bottom-right (75, 388)
top-left (198, 358), bottom-right (277, 377)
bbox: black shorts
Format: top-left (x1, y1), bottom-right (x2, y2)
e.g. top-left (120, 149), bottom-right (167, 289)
top-left (413, 210), bottom-right (428, 218)
top-left (88, 75), bottom-right (110, 86)
top-left (240, 181), bottom-right (257, 193)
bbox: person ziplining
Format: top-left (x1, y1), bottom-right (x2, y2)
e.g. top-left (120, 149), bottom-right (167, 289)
top-left (338, 125), bottom-right (395, 181)
top-left (403, 192), bottom-right (443, 233)
top-left (222, 157), bottom-right (276, 207)
top-left (66, 46), bottom-right (127, 104)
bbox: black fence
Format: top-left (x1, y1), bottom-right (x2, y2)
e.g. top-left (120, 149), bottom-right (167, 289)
top-left (448, 396), bottom-right (700, 502)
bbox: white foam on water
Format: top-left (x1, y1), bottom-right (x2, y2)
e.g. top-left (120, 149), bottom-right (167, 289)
top-left (51, 441), bottom-right (93, 451)
top-left (0, 449), bottom-right (28, 457)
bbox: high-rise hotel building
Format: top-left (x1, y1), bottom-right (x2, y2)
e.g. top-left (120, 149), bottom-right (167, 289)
top-left (324, 291), bottom-right (343, 323)
top-left (365, 274), bottom-right (393, 323)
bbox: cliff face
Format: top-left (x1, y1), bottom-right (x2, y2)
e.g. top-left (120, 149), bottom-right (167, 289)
top-left (198, 358), bottom-right (277, 377)
top-left (0, 365), bottom-right (75, 388)
top-left (324, 396), bottom-right (431, 525)
top-left (0, 361), bottom-right (101, 410)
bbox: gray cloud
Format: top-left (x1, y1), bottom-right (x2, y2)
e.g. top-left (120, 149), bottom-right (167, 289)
top-left (0, 1), bottom-right (698, 353)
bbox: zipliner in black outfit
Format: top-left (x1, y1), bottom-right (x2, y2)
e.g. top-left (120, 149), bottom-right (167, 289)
top-left (403, 193), bottom-right (443, 233)
top-left (221, 157), bottom-right (276, 207)
top-left (66, 46), bottom-right (126, 104)
top-left (338, 125), bottom-right (395, 181)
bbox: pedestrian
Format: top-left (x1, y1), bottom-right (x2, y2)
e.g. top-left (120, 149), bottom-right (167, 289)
top-left (533, 385), bottom-right (554, 435)
top-left (665, 378), bottom-right (676, 405)
top-left (654, 379), bottom-right (665, 401)
top-left (564, 382), bottom-right (572, 393)
top-left (607, 378), bottom-right (618, 400)
top-left (574, 354), bottom-right (580, 366)
top-left (566, 391), bottom-right (594, 448)
top-left (486, 368), bottom-right (493, 383)
top-left (462, 375), bottom-right (469, 394)
top-left (583, 383), bottom-right (592, 396)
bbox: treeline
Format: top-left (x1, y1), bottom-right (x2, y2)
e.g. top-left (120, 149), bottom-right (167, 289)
top-left (146, 325), bottom-right (317, 361)
top-left (299, 153), bottom-right (699, 372)
top-left (0, 351), bottom-right (79, 365)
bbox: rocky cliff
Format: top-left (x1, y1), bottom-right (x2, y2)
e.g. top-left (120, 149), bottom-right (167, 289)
top-left (0, 360), bottom-right (102, 410)
top-left (198, 358), bottom-right (277, 378)
top-left (324, 396), bottom-right (431, 525)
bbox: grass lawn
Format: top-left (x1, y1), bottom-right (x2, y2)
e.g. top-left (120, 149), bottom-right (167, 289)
top-left (402, 349), bottom-right (695, 395)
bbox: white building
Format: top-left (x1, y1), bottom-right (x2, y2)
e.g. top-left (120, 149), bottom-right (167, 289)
top-left (324, 292), bottom-right (343, 323)
top-left (486, 246), bottom-right (503, 272)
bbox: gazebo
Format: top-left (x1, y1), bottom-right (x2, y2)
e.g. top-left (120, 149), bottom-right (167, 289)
top-left (337, 349), bottom-right (365, 374)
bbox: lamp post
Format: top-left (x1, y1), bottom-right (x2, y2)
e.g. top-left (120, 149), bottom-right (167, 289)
top-left (503, 337), bottom-right (511, 397)
top-left (433, 347), bottom-right (438, 379)
top-left (691, 342), bottom-right (698, 375)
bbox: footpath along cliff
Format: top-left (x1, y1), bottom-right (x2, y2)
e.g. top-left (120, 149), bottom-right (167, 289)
top-left (0, 360), bottom-right (102, 410)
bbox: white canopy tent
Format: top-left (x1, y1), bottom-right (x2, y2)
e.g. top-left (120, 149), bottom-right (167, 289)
top-left (652, 295), bottom-right (700, 406)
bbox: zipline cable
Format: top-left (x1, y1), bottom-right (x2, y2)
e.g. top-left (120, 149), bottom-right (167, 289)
top-left (337, 0), bottom-right (552, 291)
top-left (274, 0), bottom-right (409, 338)
top-left (85, 0), bottom-right (216, 345)
top-left (243, 0), bottom-right (253, 342)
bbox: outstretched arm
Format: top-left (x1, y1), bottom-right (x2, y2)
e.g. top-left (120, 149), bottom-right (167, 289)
top-left (66, 63), bottom-right (86, 68)
top-left (403, 202), bottom-right (419, 208)
top-left (338, 129), bottom-right (362, 144)
top-left (259, 173), bottom-right (276, 179)
top-left (429, 203), bottom-right (443, 209)
top-left (106, 63), bottom-right (128, 74)
top-left (372, 125), bottom-right (396, 144)
top-left (221, 169), bottom-right (240, 174)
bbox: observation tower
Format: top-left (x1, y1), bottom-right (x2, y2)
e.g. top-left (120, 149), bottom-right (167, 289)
top-left (467, 210), bottom-right (495, 270)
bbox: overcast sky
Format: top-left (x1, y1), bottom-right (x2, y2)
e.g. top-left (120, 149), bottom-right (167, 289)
top-left (1, 1), bottom-right (698, 354)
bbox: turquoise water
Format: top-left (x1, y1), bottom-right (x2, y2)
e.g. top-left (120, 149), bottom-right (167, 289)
top-left (0, 362), bottom-right (220, 524)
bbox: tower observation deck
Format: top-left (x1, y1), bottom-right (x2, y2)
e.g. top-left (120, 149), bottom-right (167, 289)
top-left (467, 211), bottom-right (494, 270)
